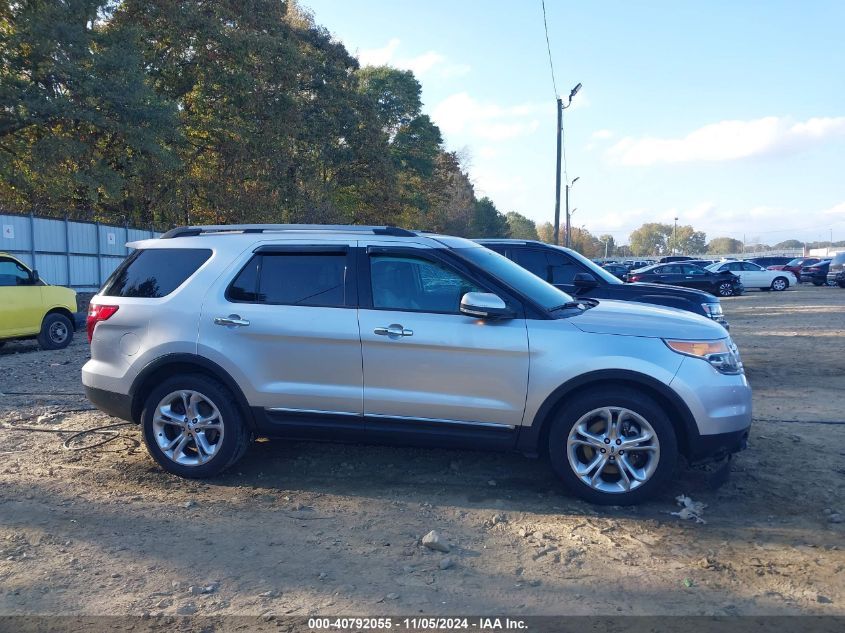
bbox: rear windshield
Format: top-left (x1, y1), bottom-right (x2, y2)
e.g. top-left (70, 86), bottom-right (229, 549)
top-left (831, 253), bottom-right (845, 266)
top-left (102, 248), bottom-right (211, 298)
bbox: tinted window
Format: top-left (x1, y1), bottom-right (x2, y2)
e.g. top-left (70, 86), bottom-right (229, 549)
top-left (544, 251), bottom-right (581, 284)
top-left (0, 257), bottom-right (32, 287)
top-left (683, 264), bottom-right (705, 275)
top-left (512, 249), bottom-right (550, 281)
top-left (660, 265), bottom-right (683, 274)
top-left (229, 253), bottom-right (347, 307)
top-left (370, 254), bottom-right (480, 313)
top-left (455, 246), bottom-right (574, 309)
top-left (102, 248), bottom-right (211, 298)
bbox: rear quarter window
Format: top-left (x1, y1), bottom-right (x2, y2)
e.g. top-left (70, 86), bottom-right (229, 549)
top-left (102, 248), bottom-right (212, 298)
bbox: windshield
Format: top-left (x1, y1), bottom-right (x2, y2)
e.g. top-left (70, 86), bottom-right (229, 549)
top-left (786, 258), bottom-right (804, 266)
top-left (562, 248), bottom-right (623, 285)
top-left (454, 246), bottom-right (574, 310)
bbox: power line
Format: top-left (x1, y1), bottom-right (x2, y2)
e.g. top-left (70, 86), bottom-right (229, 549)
top-left (541, 1), bottom-right (558, 99)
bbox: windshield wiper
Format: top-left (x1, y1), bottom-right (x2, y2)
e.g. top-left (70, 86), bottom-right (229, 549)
top-left (548, 298), bottom-right (598, 312)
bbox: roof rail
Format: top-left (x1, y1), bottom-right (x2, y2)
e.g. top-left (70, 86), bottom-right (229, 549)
top-left (159, 224), bottom-right (417, 239)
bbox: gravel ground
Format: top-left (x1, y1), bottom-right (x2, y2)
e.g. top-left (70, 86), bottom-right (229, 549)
top-left (0, 284), bottom-right (843, 617)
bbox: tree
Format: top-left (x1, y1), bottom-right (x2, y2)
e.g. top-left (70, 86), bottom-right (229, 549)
top-left (629, 223), bottom-right (671, 256)
top-left (707, 237), bottom-right (744, 255)
top-left (669, 225), bottom-right (707, 255)
top-left (356, 66), bottom-right (422, 137)
top-left (773, 239), bottom-right (804, 249)
top-left (506, 212), bottom-right (539, 240)
top-left (570, 227), bottom-right (602, 258)
top-left (598, 234), bottom-right (616, 258)
top-left (471, 197), bottom-right (509, 238)
top-left (536, 222), bottom-right (555, 243)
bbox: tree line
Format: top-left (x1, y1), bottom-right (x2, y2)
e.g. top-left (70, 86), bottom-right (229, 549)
top-left (0, 0), bottom-right (523, 238)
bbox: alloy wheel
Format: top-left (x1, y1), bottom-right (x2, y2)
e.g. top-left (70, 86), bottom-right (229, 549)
top-left (152, 390), bottom-right (225, 466)
top-left (566, 407), bottom-right (660, 494)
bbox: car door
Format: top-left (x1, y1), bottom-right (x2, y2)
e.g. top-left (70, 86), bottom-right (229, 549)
top-left (741, 262), bottom-right (767, 287)
top-left (357, 243), bottom-right (529, 426)
top-left (652, 264), bottom-right (684, 285)
top-left (0, 256), bottom-right (43, 338)
top-left (680, 264), bottom-right (711, 291)
top-left (199, 242), bottom-right (364, 415)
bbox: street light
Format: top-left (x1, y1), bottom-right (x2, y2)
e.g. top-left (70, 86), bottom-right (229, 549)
top-left (673, 216), bottom-right (678, 255)
top-left (553, 83), bottom-right (582, 245)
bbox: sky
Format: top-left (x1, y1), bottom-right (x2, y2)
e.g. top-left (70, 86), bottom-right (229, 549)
top-left (303, 0), bottom-right (845, 246)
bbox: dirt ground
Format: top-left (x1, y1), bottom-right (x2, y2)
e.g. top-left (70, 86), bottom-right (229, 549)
top-left (1, 284), bottom-right (843, 618)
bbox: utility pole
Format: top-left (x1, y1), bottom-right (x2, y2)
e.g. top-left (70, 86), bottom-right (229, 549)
top-left (565, 181), bottom-right (579, 247)
top-left (552, 83), bottom-right (581, 245)
top-left (553, 98), bottom-right (562, 245)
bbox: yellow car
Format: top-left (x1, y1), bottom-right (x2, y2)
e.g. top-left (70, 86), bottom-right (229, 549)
top-left (0, 252), bottom-right (79, 350)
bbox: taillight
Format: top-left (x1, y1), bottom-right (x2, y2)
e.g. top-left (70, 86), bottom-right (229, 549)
top-left (627, 275), bottom-right (641, 282)
top-left (87, 304), bottom-right (119, 343)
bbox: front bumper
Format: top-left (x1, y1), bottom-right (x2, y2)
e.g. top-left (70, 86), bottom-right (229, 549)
top-left (669, 356), bottom-right (752, 461)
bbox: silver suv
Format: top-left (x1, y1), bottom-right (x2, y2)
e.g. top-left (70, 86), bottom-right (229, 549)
top-left (82, 225), bottom-right (752, 504)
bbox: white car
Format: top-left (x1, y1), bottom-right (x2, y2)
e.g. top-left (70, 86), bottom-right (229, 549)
top-left (705, 260), bottom-right (796, 291)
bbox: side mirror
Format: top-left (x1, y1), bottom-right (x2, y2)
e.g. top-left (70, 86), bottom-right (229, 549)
top-left (30, 269), bottom-right (40, 284)
top-left (460, 292), bottom-right (513, 320)
top-left (573, 272), bottom-right (598, 289)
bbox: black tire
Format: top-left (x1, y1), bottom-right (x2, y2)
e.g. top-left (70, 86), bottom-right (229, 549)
top-left (547, 386), bottom-right (678, 505)
top-left (716, 281), bottom-right (734, 297)
top-left (838, 282), bottom-right (845, 289)
top-left (37, 313), bottom-right (73, 350)
top-left (771, 276), bottom-right (789, 291)
top-left (812, 280), bottom-right (824, 287)
top-left (141, 374), bottom-right (251, 478)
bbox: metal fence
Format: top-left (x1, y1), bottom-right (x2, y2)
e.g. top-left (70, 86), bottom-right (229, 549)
top-left (0, 212), bottom-right (160, 292)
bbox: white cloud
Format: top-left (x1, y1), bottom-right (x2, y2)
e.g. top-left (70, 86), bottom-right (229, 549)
top-left (822, 201), bottom-right (845, 216)
top-left (432, 92), bottom-right (544, 142)
top-left (357, 39), bottom-right (470, 78)
top-left (592, 129), bottom-right (613, 139)
top-left (358, 38), bottom-right (400, 67)
top-left (607, 116), bottom-right (845, 166)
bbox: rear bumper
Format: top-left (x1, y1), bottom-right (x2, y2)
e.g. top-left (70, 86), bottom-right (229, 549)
top-left (84, 385), bottom-right (134, 422)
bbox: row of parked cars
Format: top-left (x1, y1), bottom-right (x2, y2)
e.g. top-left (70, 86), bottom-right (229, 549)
top-left (598, 254), bottom-right (845, 296)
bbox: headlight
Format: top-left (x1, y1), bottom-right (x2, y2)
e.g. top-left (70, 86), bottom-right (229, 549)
top-left (701, 302), bottom-right (723, 318)
top-left (664, 338), bottom-right (743, 375)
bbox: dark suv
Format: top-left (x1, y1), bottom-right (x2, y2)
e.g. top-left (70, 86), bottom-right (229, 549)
top-left (477, 240), bottom-right (729, 328)
top-left (827, 253), bottom-right (845, 288)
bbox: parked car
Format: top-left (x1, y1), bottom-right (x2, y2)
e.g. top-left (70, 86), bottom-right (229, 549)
top-left (747, 256), bottom-right (793, 268)
top-left (624, 262), bottom-right (744, 297)
top-left (0, 252), bottom-right (79, 350)
top-left (82, 225), bottom-right (751, 505)
top-left (827, 252), bottom-right (845, 288)
top-left (658, 256), bottom-right (695, 263)
top-left (799, 260), bottom-right (831, 286)
top-left (477, 240), bottom-right (729, 327)
top-left (705, 260), bottom-right (795, 291)
top-left (602, 263), bottom-right (630, 280)
top-left (767, 257), bottom-right (820, 282)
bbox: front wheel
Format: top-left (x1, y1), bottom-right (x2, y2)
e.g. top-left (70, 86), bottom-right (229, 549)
top-left (716, 281), bottom-right (734, 297)
top-left (37, 313), bottom-right (73, 350)
top-left (547, 387), bottom-right (678, 505)
top-left (141, 374), bottom-right (252, 478)
top-left (771, 277), bottom-right (789, 291)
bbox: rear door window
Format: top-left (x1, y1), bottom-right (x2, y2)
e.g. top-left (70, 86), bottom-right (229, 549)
top-left (228, 252), bottom-right (349, 307)
top-left (102, 248), bottom-right (211, 298)
top-left (511, 249), bottom-right (550, 281)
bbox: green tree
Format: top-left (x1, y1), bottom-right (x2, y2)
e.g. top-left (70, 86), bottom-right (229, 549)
top-left (669, 225), bottom-right (707, 254)
top-left (472, 197), bottom-right (509, 238)
top-left (773, 239), bottom-right (804, 249)
top-left (536, 222), bottom-right (555, 243)
top-left (506, 212), bottom-right (539, 240)
top-left (629, 223), bottom-right (671, 256)
top-left (356, 66), bottom-right (422, 136)
top-left (707, 237), bottom-right (744, 255)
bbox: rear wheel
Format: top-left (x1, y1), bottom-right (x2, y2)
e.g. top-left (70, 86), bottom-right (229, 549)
top-left (37, 313), bottom-right (73, 350)
top-left (141, 374), bottom-right (251, 478)
top-left (547, 387), bottom-right (678, 505)
top-left (839, 282), bottom-right (845, 289)
top-left (812, 280), bottom-right (824, 287)
top-left (771, 277), bottom-right (789, 291)
top-left (716, 281), bottom-right (734, 297)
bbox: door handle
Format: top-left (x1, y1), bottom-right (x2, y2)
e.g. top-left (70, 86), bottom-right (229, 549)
top-left (214, 315), bottom-right (250, 327)
top-left (373, 324), bottom-right (413, 338)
